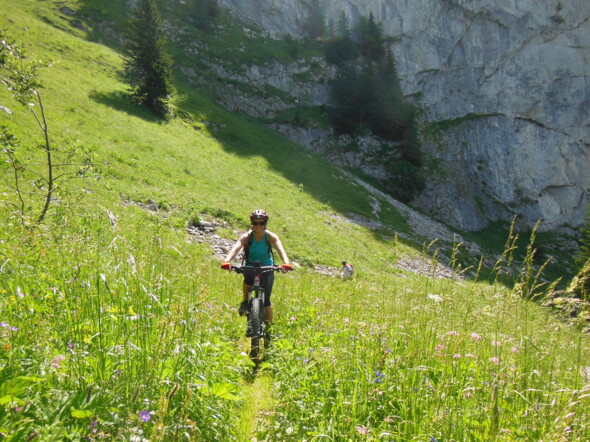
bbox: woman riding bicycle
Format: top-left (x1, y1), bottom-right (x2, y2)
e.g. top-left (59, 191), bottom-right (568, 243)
top-left (221, 209), bottom-right (292, 325)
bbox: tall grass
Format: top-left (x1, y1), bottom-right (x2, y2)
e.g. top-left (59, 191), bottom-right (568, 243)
top-left (0, 206), bottom-right (251, 439)
top-left (1, 205), bottom-right (589, 440)
top-left (264, 265), bottom-right (590, 440)
top-left (1, 1), bottom-right (588, 440)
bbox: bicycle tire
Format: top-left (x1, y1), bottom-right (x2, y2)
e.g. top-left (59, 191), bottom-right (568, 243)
top-left (249, 297), bottom-right (262, 360)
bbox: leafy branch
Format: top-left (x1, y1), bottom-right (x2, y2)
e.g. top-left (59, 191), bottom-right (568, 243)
top-left (0, 29), bottom-right (91, 223)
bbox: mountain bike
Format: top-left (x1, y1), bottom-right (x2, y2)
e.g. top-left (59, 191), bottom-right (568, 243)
top-left (224, 261), bottom-right (292, 361)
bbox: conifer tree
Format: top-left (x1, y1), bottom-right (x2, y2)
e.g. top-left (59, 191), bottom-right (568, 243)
top-left (123, 0), bottom-right (173, 117)
top-left (324, 13), bottom-right (357, 65)
top-left (355, 13), bottom-right (385, 62)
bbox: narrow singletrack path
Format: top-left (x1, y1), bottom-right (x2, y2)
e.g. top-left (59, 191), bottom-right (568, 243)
top-left (239, 372), bottom-right (275, 441)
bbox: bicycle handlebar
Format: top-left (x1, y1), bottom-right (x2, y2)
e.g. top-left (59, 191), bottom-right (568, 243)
top-left (221, 261), bottom-right (293, 273)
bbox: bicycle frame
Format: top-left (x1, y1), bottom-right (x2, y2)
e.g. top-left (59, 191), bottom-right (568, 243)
top-left (230, 261), bottom-right (282, 361)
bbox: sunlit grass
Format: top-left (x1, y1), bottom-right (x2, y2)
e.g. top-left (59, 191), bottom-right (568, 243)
top-left (265, 273), bottom-right (590, 440)
top-left (1, 1), bottom-right (588, 440)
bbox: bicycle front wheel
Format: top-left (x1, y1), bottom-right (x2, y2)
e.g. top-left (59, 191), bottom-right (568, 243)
top-left (249, 297), bottom-right (263, 360)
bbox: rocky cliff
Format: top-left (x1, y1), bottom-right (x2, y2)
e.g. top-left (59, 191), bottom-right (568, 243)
top-left (216, 0), bottom-right (590, 233)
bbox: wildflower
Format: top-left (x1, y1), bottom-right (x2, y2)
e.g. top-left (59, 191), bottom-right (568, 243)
top-left (343, 318), bottom-right (350, 326)
top-left (356, 426), bottom-right (369, 436)
top-left (51, 355), bottom-right (66, 368)
top-left (16, 287), bottom-right (24, 297)
top-left (470, 332), bottom-right (481, 341)
top-left (511, 346), bottom-right (520, 354)
top-left (383, 416), bottom-right (395, 423)
top-left (435, 344), bottom-right (446, 353)
top-left (427, 294), bottom-right (443, 302)
top-left (0, 322), bottom-right (18, 331)
top-left (463, 388), bottom-right (474, 398)
top-left (492, 341), bottom-right (502, 347)
top-left (289, 316), bottom-right (296, 322)
top-left (89, 417), bottom-right (98, 430)
top-left (375, 370), bottom-right (385, 384)
top-left (139, 410), bottom-right (151, 422)
top-left (453, 354), bottom-right (462, 359)
top-left (465, 353), bottom-right (476, 359)
top-left (446, 331), bottom-right (459, 336)
top-left (488, 357), bottom-right (500, 365)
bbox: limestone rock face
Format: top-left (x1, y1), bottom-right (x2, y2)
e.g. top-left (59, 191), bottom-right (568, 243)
top-left (217, 0), bottom-right (590, 232)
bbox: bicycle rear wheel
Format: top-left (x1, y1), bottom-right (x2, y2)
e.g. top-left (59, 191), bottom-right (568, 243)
top-left (249, 297), bottom-right (263, 360)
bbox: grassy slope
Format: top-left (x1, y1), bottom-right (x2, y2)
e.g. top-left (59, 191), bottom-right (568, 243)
top-left (1, 1), bottom-right (589, 440)
top-left (1, 0), bottom-right (411, 269)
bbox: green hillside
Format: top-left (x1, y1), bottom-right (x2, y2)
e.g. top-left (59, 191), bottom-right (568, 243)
top-left (1, 1), bottom-right (589, 440)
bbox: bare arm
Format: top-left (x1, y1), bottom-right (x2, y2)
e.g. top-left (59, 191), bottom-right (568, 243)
top-left (268, 231), bottom-right (290, 265)
top-left (224, 233), bottom-right (248, 262)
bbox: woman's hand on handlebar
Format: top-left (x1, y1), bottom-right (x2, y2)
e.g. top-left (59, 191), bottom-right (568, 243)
top-left (221, 261), bottom-right (232, 271)
top-left (280, 263), bottom-right (293, 273)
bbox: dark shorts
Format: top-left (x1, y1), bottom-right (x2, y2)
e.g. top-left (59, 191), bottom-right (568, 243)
top-left (243, 270), bottom-right (274, 307)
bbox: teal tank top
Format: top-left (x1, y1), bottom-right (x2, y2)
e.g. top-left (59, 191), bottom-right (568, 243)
top-left (247, 233), bottom-right (274, 266)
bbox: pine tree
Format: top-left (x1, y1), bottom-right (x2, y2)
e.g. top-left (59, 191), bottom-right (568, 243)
top-left (324, 13), bottom-right (357, 65)
top-left (355, 14), bottom-right (385, 62)
top-left (330, 64), bottom-right (363, 135)
top-left (123, 0), bottom-right (173, 117)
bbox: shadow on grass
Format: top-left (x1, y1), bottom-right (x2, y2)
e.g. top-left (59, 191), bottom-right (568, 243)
top-left (89, 90), bottom-right (162, 123)
top-left (68, 3), bottom-right (572, 290)
top-left (54, 1), bottom-right (412, 242)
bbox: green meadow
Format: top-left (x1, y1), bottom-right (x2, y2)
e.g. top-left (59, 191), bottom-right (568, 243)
top-left (1, 1), bottom-right (589, 440)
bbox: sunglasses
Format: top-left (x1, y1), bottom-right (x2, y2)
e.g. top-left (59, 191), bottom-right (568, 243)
top-left (252, 221), bottom-right (266, 226)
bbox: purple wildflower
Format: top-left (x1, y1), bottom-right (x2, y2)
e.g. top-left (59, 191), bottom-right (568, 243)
top-left (140, 410), bottom-right (151, 422)
top-left (375, 370), bottom-right (385, 384)
top-left (0, 322), bottom-right (18, 331)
